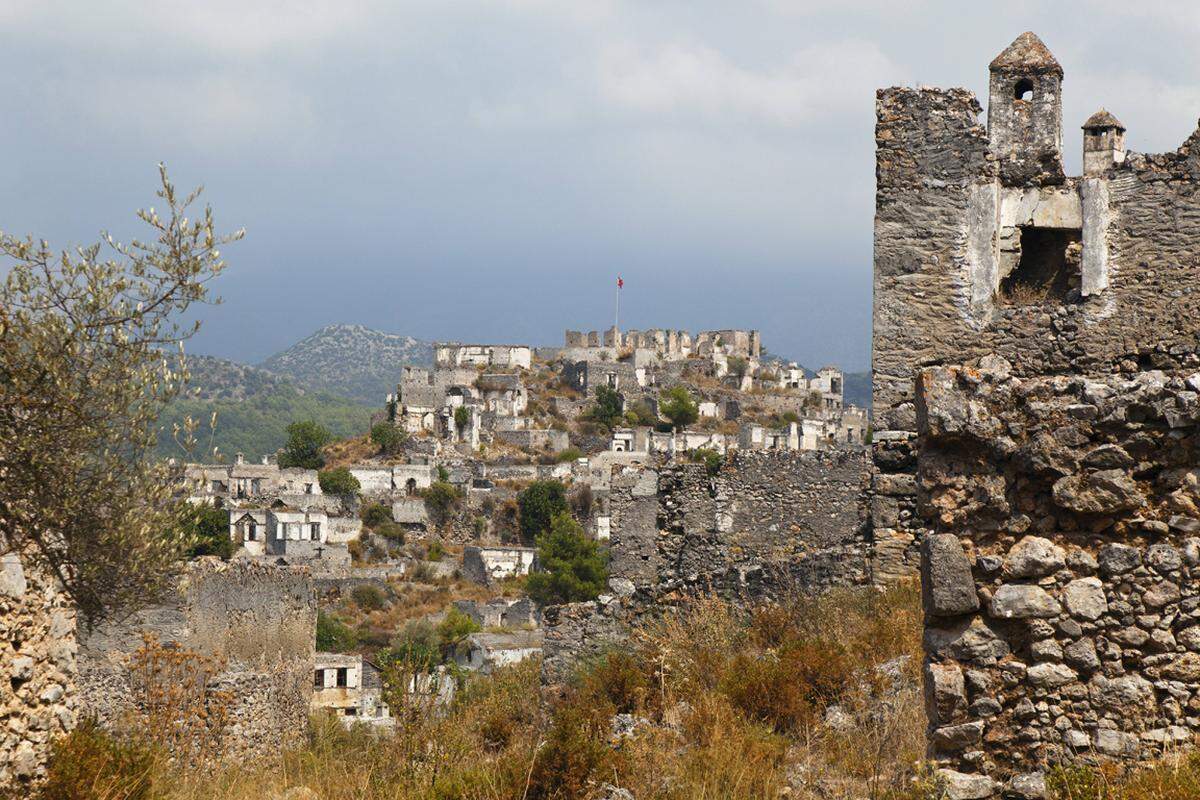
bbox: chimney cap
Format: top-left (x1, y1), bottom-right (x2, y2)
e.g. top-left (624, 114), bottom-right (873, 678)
top-left (1082, 108), bottom-right (1125, 131)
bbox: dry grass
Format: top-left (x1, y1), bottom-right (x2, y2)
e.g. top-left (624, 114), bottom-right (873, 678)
top-left (322, 434), bottom-right (377, 469)
top-left (1047, 753), bottom-right (1200, 800)
top-left (41, 583), bottom-right (927, 800)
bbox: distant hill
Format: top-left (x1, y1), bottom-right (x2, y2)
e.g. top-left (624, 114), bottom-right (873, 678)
top-left (156, 353), bottom-right (372, 461)
top-left (259, 324), bottom-right (434, 405)
top-left (843, 371), bottom-right (871, 410)
top-left (174, 354), bottom-right (293, 402)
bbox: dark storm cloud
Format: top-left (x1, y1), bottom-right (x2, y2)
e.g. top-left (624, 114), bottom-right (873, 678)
top-left (1, 1), bottom-right (1196, 370)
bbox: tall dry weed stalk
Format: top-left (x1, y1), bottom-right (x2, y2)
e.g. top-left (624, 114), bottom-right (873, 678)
top-left (126, 633), bottom-right (231, 767)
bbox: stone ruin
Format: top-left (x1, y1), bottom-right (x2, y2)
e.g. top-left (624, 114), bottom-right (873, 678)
top-left (872, 30), bottom-right (1200, 797)
top-left (76, 558), bottom-right (317, 761)
top-left (0, 547), bottom-right (75, 785)
top-left (542, 449), bottom-right (869, 682)
top-left (1, 553), bottom-right (317, 786)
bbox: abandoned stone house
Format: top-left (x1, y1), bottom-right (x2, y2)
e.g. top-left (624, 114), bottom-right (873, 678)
top-left (228, 500), bottom-right (339, 559)
top-left (454, 630), bottom-right (543, 674)
top-left (183, 454), bottom-right (320, 503)
top-left (434, 342), bottom-right (532, 370)
top-left (873, 30), bottom-right (1200, 797)
top-left (454, 597), bottom-right (540, 629)
top-left (312, 652), bottom-right (391, 728)
top-left (462, 545), bottom-right (538, 585)
top-left (349, 463), bottom-right (434, 498)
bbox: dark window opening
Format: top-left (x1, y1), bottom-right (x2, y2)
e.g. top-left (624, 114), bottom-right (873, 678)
top-left (314, 670), bottom-right (324, 688)
top-left (1014, 78), bottom-right (1034, 101)
top-left (1000, 227), bottom-right (1082, 306)
top-left (336, 668), bottom-right (348, 687)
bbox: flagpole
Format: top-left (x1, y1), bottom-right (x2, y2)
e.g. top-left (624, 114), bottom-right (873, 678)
top-left (615, 278), bottom-right (620, 332)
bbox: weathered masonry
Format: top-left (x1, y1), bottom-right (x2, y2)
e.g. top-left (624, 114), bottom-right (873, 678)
top-left (77, 559), bottom-right (317, 761)
top-left (872, 31), bottom-right (1200, 797)
top-left (543, 449), bottom-right (869, 682)
top-left (0, 547), bottom-right (75, 786)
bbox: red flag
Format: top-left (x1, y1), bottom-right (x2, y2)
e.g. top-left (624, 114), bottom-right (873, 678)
top-left (617, 276), bottom-right (624, 289)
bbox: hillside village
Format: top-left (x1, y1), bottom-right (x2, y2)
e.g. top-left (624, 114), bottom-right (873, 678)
top-left (167, 324), bottom-right (869, 728)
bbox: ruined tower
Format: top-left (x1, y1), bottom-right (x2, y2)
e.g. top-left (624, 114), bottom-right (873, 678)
top-left (987, 31), bottom-right (1065, 187)
top-left (873, 30), bottom-right (1200, 798)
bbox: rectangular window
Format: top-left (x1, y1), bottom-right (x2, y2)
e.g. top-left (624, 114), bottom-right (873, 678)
top-left (314, 670), bottom-right (324, 688)
top-left (336, 668), bottom-right (348, 688)
top-left (310, 522), bottom-right (321, 541)
top-left (1000, 227), bottom-right (1083, 305)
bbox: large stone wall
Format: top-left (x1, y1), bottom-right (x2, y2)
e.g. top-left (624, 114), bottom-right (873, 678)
top-left (0, 547), bottom-right (76, 787)
top-left (916, 361), bottom-right (1200, 795)
top-left (871, 73), bottom-right (1200, 592)
top-left (872, 34), bottom-right (1200, 797)
top-left (77, 558), bottom-right (316, 760)
top-left (542, 449), bottom-right (869, 682)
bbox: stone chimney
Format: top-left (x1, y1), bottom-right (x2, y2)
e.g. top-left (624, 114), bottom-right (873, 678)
top-left (1082, 108), bottom-right (1126, 176)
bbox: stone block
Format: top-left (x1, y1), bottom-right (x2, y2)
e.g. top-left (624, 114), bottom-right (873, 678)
top-left (989, 584), bottom-right (1060, 619)
top-left (926, 661), bottom-right (967, 723)
top-left (1002, 536), bottom-right (1065, 579)
top-left (937, 769), bottom-right (996, 800)
top-left (922, 534), bottom-right (980, 617)
top-left (1062, 577), bottom-right (1107, 620)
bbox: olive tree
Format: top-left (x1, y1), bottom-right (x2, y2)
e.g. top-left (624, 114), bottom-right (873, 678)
top-left (0, 165), bottom-right (241, 622)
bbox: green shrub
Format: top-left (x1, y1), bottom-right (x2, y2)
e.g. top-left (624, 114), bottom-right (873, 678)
top-left (582, 386), bottom-right (623, 429)
top-left (436, 606), bottom-right (481, 657)
top-left (178, 503), bottom-right (234, 560)
top-left (362, 502), bottom-right (392, 527)
top-left (423, 481), bottom-right (461, 529)
top-left (427, 540), bottom-right (446, 562)
top-left (473, 516), bottom-right (488, 538)
top-left (526, 513), bottom-right (608, 606)
top-left (384, 618), bottom-right (442, 672)
top-left (454, 405), bottom-right (471, 432)
top-left (555, 447), bottom-right (583, 463)
top-left (278, 419), bottom-right (331, 469)
top-left (370, 422), bottom-right (406, 456)
top-left (624, 399), bottom-right (659, 427)
top-left (318, 466), bottom-right (360, 495)
top-left (691, 447), bottom-right (723, 476)
top-left (316, 611), bottom-right (358, 652)
top-left (40, 717), bottom-right (163, 800)
top-left (351, 584), bottom-right (386, 611)
top-left (437, 465), bottom-right (451, 482)
top-left (660, 386), bottom-right (699, 429)
top-left (376, 521), bottom-right (405, 543)
top-left (517, 480), bottom-right (568, 543)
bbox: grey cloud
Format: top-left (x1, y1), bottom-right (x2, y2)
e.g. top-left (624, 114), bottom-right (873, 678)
top-left (0, 1), bottom-right (1196, 372)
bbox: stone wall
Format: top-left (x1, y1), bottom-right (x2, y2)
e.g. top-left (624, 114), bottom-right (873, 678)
top-left (872, 38), bottom-right (1200, 796)
top-left (915, 361), bottom-right (1200, 795)
top-left (542, 449), bottom-right (869, 682)
top-left (0, 547), bottom-right (76, 787)
top-left (77, 558), bottom-right (316, 761)
top-left (871, 80), bottom-right (1200, 594)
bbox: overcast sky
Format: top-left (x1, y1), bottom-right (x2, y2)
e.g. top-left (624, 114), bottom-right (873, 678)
top-left (2, 1), bottom-right (1198, 370)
